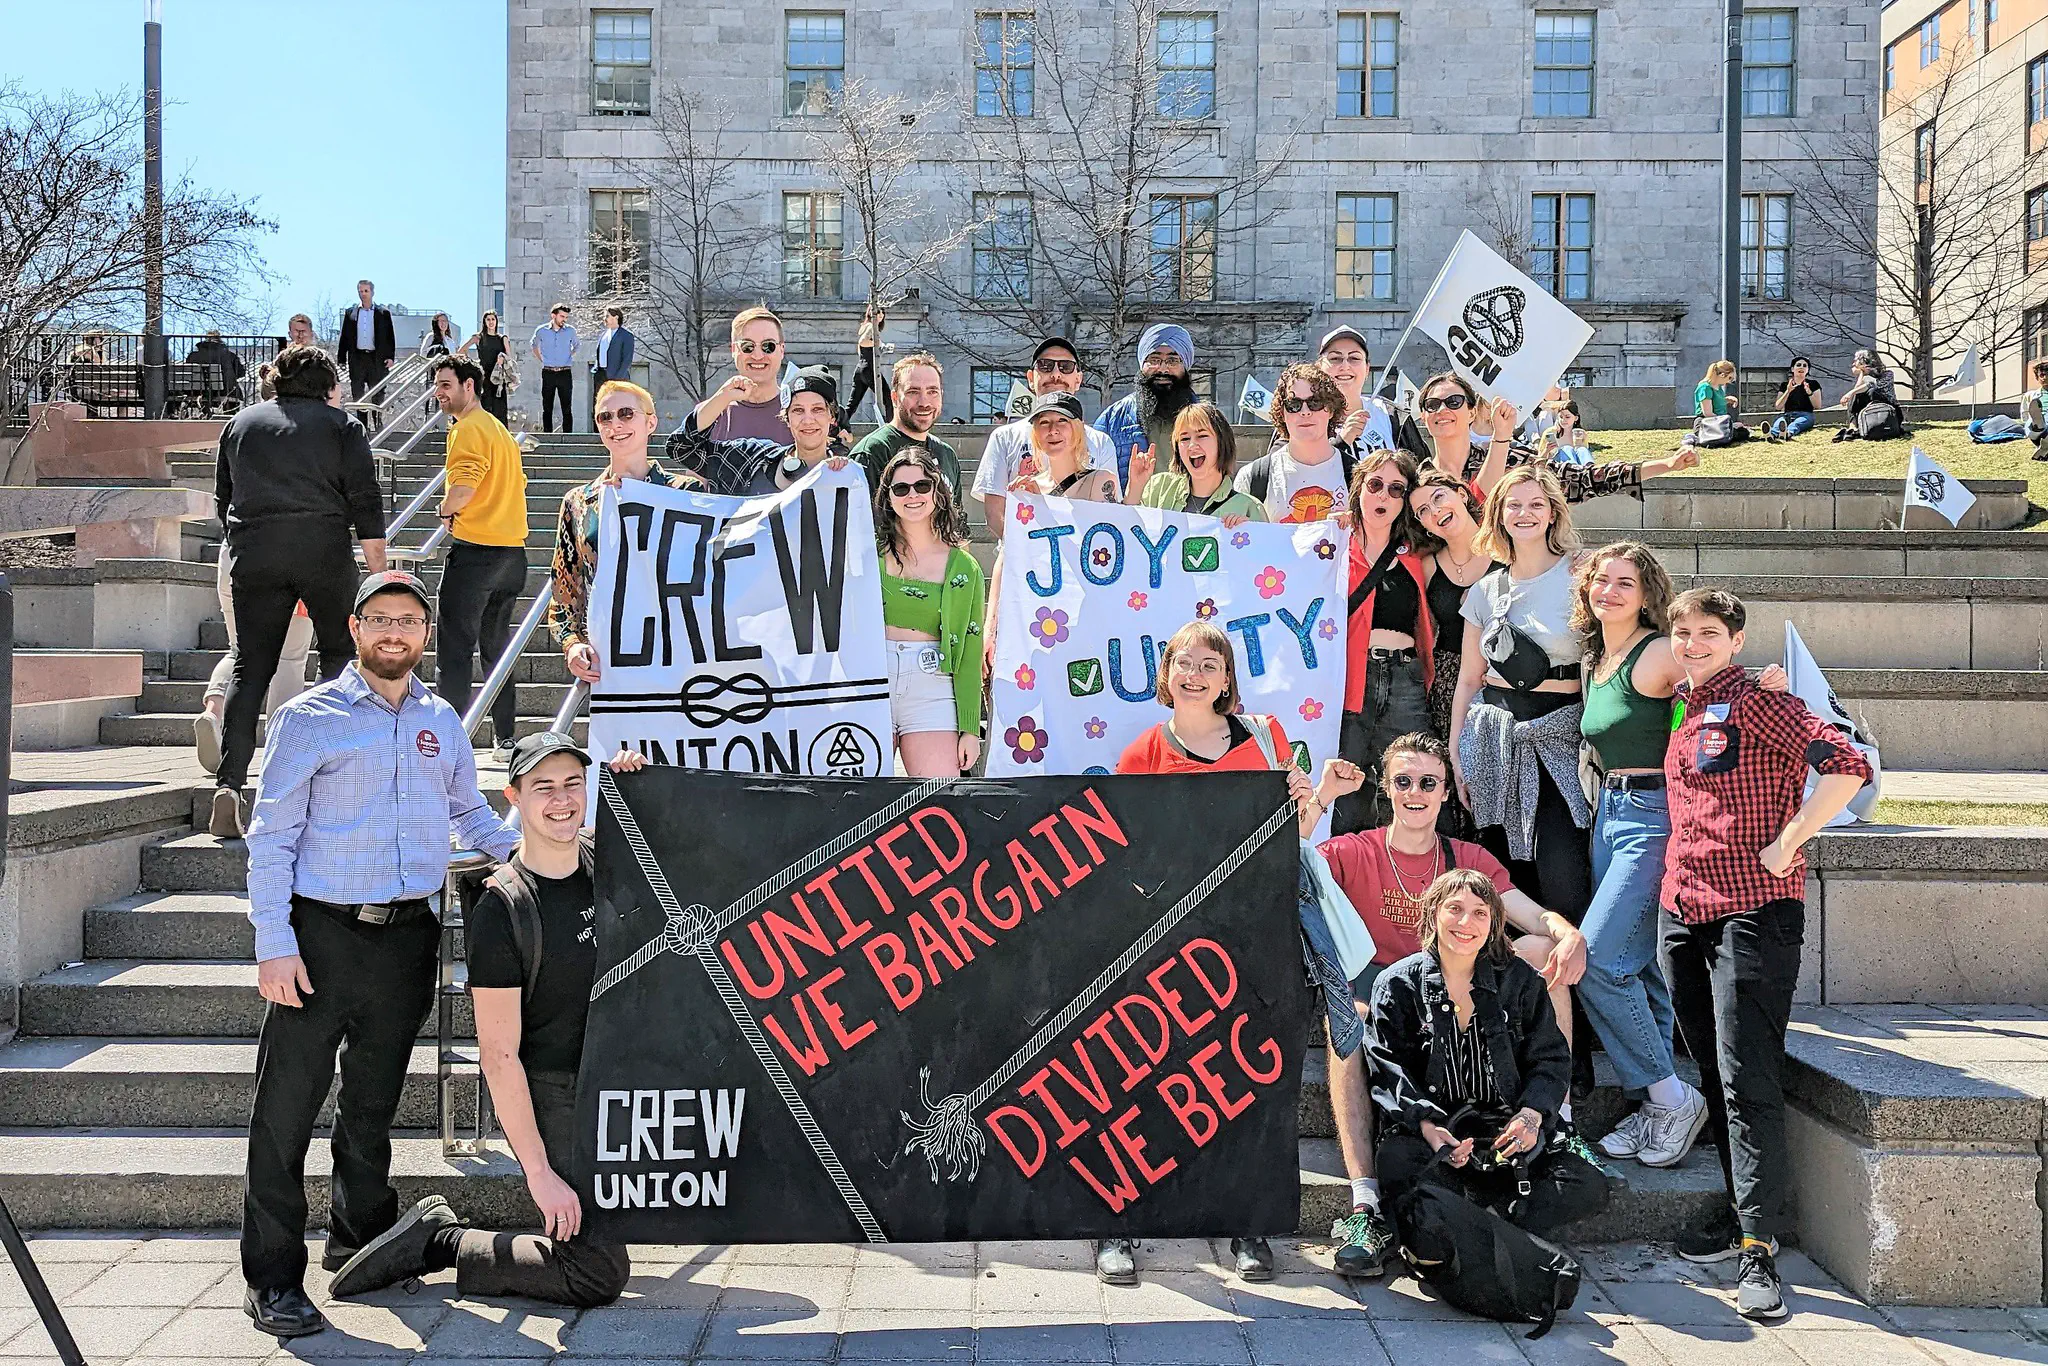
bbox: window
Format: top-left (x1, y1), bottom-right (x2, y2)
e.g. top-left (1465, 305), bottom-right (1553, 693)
top-left (1157, 13), bottom-right (1217, 118)
top-left (1533, 13), bottom-right (1595, 118)
top-left (975, 13), bottom-right (1035, 117)
top-left (782, 191), bottom-right (842, 298)
top-left (1531, 192), bottom-right (1593, 300)
top-left (1337, 13), bottom-right (1398, 118)
top-left (2027, 186), bottom-right (2048, 273)
top-left (972, 192), bottom-right (1032, 302)
top-left (592, 11), bottom-right (653, 115)
top-left (2026, 304), bottom-right (2048, 364)
top-left (1915, 121), bottom-right (1936, 203)
top-left (2030, 57), bottom-right (2048, 152)
top-left (970, 367), bottom-right (1026, 422)
top-left (588, 190), bottom-right (650, 295)
top-left (1335, 193), bottom-right (1397, 301)
top-left (1149, 194), bottom-right (1217, 301)
top-left (1884, 44), bottom-right (1894, 99)
top-left (1918, 14), bottom-right (1939, 68)
top-left (1741, 193), bottom-right (1791, 300)
top-left (784, 12), bottom-right (845, 115)
top-left (1741, 11), bottom-right (1795, 117)
top-left (1969, 0), bottom-right (1978, 37)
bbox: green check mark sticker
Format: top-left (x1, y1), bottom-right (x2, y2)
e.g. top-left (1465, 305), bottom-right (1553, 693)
top-left (1067, 658), bottom-right (1105, 697)
top-left (1182, 536), bottom-right (1220, 573)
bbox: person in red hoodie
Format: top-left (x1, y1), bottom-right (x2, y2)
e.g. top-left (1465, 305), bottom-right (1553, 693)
top-left (1333, 448), bottom-right (1434, 834)
top-left (1658, 588), bottom-right (1870, 1322)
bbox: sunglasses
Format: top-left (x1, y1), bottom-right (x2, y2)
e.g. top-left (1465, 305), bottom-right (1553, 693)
top-left (1281, 396), bottom-right (1328, 414)
top-left (1420, 393), bottom-right (1470, 413)
top-left (1035, 358), bottom-right (1079, 375)
top-left (594, 407), bottom-right (640, 425)
top-left (1390, 774), bottom-right (1443, 793)
top-left (737, 339), bottom-right (780, 355)
top-left (889, 477), bottom-right (935, 498)
top-left (1362, 475), bottom-right (1410, 499)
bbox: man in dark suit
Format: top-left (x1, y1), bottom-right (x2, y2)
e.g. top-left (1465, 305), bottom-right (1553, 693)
top-left (335, 279), bottom-right (397, 405)
top-left (590, 307), bottom-right (636, 425)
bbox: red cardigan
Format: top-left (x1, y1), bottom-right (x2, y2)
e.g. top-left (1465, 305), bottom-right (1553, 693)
top-left (1343, 533), bottom-right (1434, 715)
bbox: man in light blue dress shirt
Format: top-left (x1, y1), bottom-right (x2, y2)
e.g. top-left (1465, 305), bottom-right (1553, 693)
top-left (530, 304), bottom-right (580, 433)
top-left (238, 569), bottom-right (517, 1340)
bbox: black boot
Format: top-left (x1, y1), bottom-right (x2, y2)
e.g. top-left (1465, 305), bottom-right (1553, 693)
top-left (329, 1196), bottom-right (463, 1297)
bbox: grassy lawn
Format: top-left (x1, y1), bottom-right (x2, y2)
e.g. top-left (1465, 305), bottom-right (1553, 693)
top-left (1592, 420), bottom-right (2047, 527)
top-left (1871, 798), bottom-right (2048, 827)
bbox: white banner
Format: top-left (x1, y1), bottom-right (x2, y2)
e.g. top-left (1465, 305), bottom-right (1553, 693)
top-left (1411, 230), bottom-right (1595, 417)
top-left (1936, 344), bottom-right (1980, 395)
top-left (588, 464), bottom-right (891, 776)
top-left (986, 494), bottom-right (1347, 780)
top-left (1904, 447), bottom-right (1977, 527)
top-left (1782, 622), bottom-right (1882, 826)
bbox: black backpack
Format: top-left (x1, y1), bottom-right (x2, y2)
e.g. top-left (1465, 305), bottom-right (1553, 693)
top-left (1238, 440), bottom-right (1361, 507)
top-left (1856, 399), bottom-right (1906, 441)
top-left (471, 832), bottom-right (595, 1000)
top-left (1390, 1150), bottom-right (1584, 1338)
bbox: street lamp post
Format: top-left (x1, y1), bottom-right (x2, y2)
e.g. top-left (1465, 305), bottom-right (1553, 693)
top-left (142, 0), bottom-right (166, 420)
top-left (1721, 0), bottom-right (1745, 376)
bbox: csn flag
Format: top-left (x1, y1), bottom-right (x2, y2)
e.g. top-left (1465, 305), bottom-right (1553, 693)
top-left (1238, 375), bottom-right (1274, 421)
top-left (1782, 622), bottom-right (1882, 826)
top-left (1936, 345), bottom-right (1981, 396)
top-left (587, 463), bottom-right (892, 776)
top-left (986, 494), bottom-right (1346, 781)
top-left (1410, 230), bottom-right (1595, 417)
top-left (1903, 448), bottom-right (1977, 527)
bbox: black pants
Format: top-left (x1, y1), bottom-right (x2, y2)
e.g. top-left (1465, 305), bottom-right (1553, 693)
top-left (346, 352), bottom-right (385, 403)
top-left (242, 898), bottom-right (440, 1291)
top-left (1659, 898), bottom-right (1804, 1241)
top-left (1333, 652), bottom-right (1432, 835)
top-left (455, 1074), bottom-right (631, 1308)
top-left (590, 368), bottom-right (612, 428)
top-left (219, 524), bottom-right (358, 790)
top-left (1377, 1131), bottom-right (1608, 1239)
top-left (1472, 688), bottom-right (1592, 921)
top-left (481, 381), bottom-right (508, 425)
top-left (436, 541), bottom-right (526, 746)
top-left (541, 368), bottom-right (573, 432)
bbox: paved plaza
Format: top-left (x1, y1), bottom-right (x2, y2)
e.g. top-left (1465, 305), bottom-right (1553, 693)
top-left (0, 1232), bottom-right (2041, 1365)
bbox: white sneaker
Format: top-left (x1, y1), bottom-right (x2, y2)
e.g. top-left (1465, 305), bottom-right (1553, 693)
top-left (1638, 1083), bottom-right (1710, 1168)
top-left (193, 711), bottom-right (222, 775)
top-left (1597, 1109), bottom-right (1649, 1160)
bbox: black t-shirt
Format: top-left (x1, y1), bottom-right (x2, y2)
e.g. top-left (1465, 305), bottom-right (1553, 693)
top-left (466, 866), bottom-right (597, 1077)
top-left (1780, 378), bottom-right (1820, 413)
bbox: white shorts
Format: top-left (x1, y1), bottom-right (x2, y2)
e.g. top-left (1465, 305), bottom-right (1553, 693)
top-left (887, 640), bottom-right (956, 736)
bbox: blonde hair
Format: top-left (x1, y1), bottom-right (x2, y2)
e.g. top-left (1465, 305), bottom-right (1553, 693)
top-left (594, 379), bottom-right (655, 421)
top-left (1475, 465), bottom-right (1578, 562)
top-left (1704, 359), bottom-right (1735, 384)
top-left (1027, 412), bottom-right (1093, 471)
top-left (729, 306), bottom-right (782, 342)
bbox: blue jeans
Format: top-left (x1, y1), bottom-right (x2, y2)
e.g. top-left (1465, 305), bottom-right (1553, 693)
top-left (1574, 785), bottom-right (1677, 1092)
top-left (1770, 412), bottom-right (1814, 439)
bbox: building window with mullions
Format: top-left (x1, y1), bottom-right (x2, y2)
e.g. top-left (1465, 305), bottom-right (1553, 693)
top-left (591, 11), bottom-right (652, 116)
top-left (1531, 192), bottom-right (1593, 301)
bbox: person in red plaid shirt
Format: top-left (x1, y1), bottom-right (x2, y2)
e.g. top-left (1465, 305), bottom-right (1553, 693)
top-left (1659, 588), bottom-right (1871, 1322)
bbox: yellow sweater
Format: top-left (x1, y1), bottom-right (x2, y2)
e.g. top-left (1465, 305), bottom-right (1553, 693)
top-left (445, 409), bottom-right (529, 546)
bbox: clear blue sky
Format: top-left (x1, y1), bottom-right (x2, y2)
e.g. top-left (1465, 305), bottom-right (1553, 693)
top-left (0, 0), bottom-right (506, 335)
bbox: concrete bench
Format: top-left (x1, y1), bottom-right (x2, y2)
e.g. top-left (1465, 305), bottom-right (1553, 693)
top-left (10, 649), bottom-right (143, 749)
top-left (1634, 528), bottom-right (2048, 579)
top-left (1828, 669), bottom-right (2048, 769)
top-left (1577, 476), bottom-right (2032, 532)
top-left (8, 558), bottom-right (217, 652)
top-left (0, 484), bottom-right (213, 565)
top-left (1671, 575), bottom-right (2048, 671)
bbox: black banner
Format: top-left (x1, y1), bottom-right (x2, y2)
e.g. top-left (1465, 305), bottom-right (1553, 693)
top-left (575, 769), bottom-right (1307, 1244)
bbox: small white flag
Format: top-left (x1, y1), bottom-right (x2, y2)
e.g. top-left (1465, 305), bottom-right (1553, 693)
top-left (1239, 374), bottom-right (1274, 420)
top-left (1903, 447), bottom-right (1977, 527)
top-left (1782, 622), bottom-right (1882, 825)
top-left (1936, 345), bottom-right (1981, 396)
top-left (1409, 230), bottom-right (1596, 416)
top-left (1004, 376), bottom-right (1034, 419)
top-left (778, 360), bottom-right (799, 407)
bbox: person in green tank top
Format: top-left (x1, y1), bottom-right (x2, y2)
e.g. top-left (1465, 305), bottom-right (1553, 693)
top-left (1570, 543), bottom-right (1785, 1171)
top-left (875, 449), bottom-right (986, 776)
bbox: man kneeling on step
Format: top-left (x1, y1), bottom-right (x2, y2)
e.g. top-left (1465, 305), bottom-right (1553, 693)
top-left (329, 732), bottom-right (644, 1308)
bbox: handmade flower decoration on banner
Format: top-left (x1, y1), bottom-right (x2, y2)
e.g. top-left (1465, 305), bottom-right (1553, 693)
top-left (1029, 606), bottom-right (1070, 646)
top-left (1015, 503), bottom-right (1036, 525)
top-left (1314, 538), bottom-right (1337, 560)
top-left (1004, 718), bottom-right (1049, 765)
top-left (1091, 545), bottom-right (1115, 569)
top-left (1083, 716), bottom-right (1107, 739)
top-left (1318, 617), bottom-right (1338, 641)
top-left (1254, 566), bottom-right (1287, 599)
top-left (1299, 698), bottom-right (1325, 723)
top-left (1194, 597), bottom-right (1218, 621)
top-left (1014, 663), bottom-right (1037, 690)
top-left (1127, 591), bottom-right (1148, 611)
top-left (1230, 530), bottom-right (1253, 549)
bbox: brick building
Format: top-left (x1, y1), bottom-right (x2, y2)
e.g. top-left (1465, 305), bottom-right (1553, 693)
top-left (507, 2), bottom-right (1879, 421)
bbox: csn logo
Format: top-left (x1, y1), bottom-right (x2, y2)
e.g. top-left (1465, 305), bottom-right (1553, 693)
top-left (1444, 286), bottom-right (1527, 386)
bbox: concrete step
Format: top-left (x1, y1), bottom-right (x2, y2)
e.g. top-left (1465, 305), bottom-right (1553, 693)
top-left (104, 712), bottom-right (260, 748)
top-left (84, 892), bottom-right (255, 961)
top-left (141, 834), bottom-right (246, 893)
top-left (16, 959), bottom-right (475, 1038)
top-left (0, 1038), bottom-right (476, 1130)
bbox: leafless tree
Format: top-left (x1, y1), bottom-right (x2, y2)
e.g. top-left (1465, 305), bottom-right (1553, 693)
top-left (923, 0), bottom-right (1293, 394)
top-left (1472, 173), bottom-right (1531, 275)
top-left (624, 89), bottom-right (769, 402)
top-left (0, 82), bottom-right (272, 417)
top-left (1760, 53), bottom-right (2024, 397)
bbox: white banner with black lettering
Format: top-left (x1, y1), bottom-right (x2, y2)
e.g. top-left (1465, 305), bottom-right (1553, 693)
top-left (1410, 230), bottom-right (1595, 417)
top-left (588, 464), bottom-right (891, 776)
top-left (986, 494), bottom-right (1346, 779)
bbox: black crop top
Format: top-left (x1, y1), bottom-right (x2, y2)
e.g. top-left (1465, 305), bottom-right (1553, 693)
top-left (1371, 557), bottom-right (1421, 634)
top-left (1425, 565), bottom-right (1469, 650)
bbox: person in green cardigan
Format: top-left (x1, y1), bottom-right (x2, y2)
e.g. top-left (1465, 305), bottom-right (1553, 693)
top-left (1125, 400), bottom-right (1269, 526)
top-left (875, 449), bottom-right (987, 776)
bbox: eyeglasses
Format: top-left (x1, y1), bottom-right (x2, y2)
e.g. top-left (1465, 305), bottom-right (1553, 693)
top-left (1169, 657), bottom-right (1226, 678)
top-left (1281, 396), bottom-right (1328, 414)
top-left (1035, 358), bottom-right (1079, 375)
top-left (359, 614), bottom-right (427, 634)
top-left (1362, 475), bottom-right (1410, 499)
top-left (888, 478), bottom-right (934, 498)
top-left (737, 340), bottom-right (780, 355)
top-left (1420, 393), bottom-right (1470, 413)
top-left (594, 407), bottom-right (639, 425)
top-left (1390, 773), bottom-right (1443, 793)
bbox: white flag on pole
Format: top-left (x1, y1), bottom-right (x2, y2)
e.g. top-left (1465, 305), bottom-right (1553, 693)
top-left (778, 360), bottom-right (799, 407)
top-left (1782, 622), bottom-right (1882, 825)
top-left (1004, 376), bottom-right (1034, 419)
top-left (1409, 230), bottom-right (1596, 417)
top-left (1936, 345), bottom-right (1981, 395)
top-left (1238, 374), bottom-right (1274, 420)
top-left (1903, 447), bottom-right (1977, 527)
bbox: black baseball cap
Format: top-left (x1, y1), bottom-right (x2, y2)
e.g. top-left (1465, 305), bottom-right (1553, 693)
top-left (787, 366), bottom-right (838, 406)
top-left (1318, 326), bottom-right (1371, 358)
top-left (1032, 337), bottom-right (1081, 365)
top-left (1028, 391), bottom-right (1084, 422)
top-left (353, 570), bottom-right (432, 617)
top-left (507, 730), bottom-right (593, 781)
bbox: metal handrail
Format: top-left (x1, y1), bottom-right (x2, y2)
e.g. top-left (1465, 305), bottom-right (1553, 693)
top-left (353, 352), bottom-right (431, 420)
top-left (384, 467), bottom-right (449, 545)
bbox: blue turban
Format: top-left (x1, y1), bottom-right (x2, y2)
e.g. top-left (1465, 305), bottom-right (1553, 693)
top-left (1137, 323), bottom-right (1194, 370)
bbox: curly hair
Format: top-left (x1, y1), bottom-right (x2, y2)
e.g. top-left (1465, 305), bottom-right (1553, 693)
top-left (1264, 362), bottom-right (1348, 436)
top-left (269, 344), bottom-right (340, 400)
top-left (1475, 465), bottom-right (1578, 563)
top-left (1571, 540), bottom-right (1675, 665)
top-left (874, 450), bottom-right (969, 558)
top-left (1418, 868), bottom-right (1512, 961)
top-left (1346, 447), bottom-right (1425, 551)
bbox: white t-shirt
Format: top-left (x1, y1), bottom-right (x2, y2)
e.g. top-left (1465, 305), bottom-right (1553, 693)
top-left (1235, 444), bottom-right (1348, 524)
top-left (972, 418), bottom-right (1118, 502)
top-left (1350, 395), bottom-right (1397, 452)
top-left (1460, 556), bottom-right (1580, 668)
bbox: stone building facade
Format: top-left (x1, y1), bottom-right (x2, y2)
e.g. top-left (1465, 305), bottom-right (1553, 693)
top-left (507, 1), bottom-right (1878, 422)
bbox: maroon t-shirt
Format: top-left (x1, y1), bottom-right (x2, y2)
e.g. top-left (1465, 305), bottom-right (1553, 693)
top-left (1317, 828), bottom-right (1513, 964)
